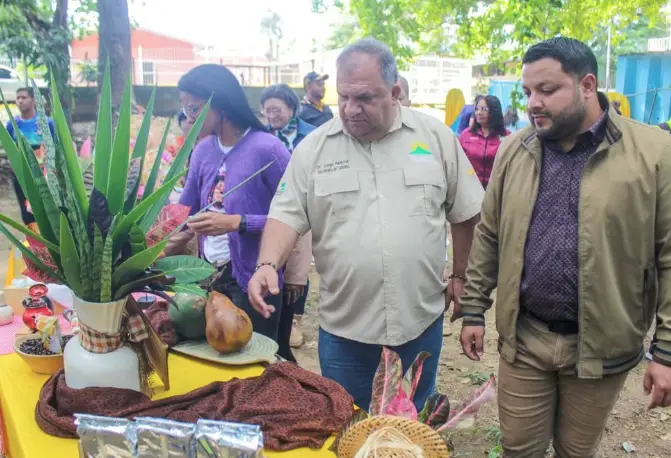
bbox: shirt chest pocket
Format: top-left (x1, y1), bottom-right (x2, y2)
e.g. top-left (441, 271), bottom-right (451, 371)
top-left (403, 164), bottom-right (445, 217)
top-left (314, 171), bottom-right (360, 221)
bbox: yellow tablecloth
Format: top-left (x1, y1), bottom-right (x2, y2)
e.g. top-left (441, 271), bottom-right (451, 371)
top-left (0, 352), bottom-right (335, 457)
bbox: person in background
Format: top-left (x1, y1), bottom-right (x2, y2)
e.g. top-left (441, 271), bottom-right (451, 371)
top-left (458, 95), bottom-right (509, 189)
top-left (503, 105), bottom-right (519, 132)
top-left (459, 37), bottom-right (671, 457)
top-left (298, 71), bottom-right (333, 127)
top-left (397, 75), bottom-right (411, 107)
top-left (168, 64), bottom-right (295, 361)
top-left (248, 38), bottom-right (484, 411)
top-left (660, 121), bottom-right (671, 133)
top-left (260, 83), bottom-right (315, 349)
top-left (6, 87), bottom-right (55, 226)
top-left (612, 100), bottom-right (622, 115)
top-left (456, 95), bottom-right (483, 135)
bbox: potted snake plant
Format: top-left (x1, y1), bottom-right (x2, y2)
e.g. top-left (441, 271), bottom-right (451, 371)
top-left (0, 69), bottom-right (215, 393)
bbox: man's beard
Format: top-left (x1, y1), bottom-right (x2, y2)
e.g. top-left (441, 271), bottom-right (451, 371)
top-left (532, 99), bottom-right (586, 141)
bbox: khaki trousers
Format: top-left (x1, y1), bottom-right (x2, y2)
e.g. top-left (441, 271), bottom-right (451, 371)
top-left (498, 314), bottom-right (628, 458)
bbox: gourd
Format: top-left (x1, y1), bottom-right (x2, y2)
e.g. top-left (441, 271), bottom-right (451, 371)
top-left (205, 291), bottom-right (253, 354)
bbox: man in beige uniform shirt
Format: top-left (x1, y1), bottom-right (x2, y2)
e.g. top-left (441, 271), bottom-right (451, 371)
top-left (248, 38), bottom-right (484, 411)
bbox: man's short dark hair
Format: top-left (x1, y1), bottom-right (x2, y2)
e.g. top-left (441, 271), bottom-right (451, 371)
top-left (17, 87), bottom-right (35, 98)
top-left (260, 84), bottom-right (301, 116)
top-left (522, 37), bottom-right (598, 81)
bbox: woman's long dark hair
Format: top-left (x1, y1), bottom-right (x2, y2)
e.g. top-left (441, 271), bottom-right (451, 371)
top-left (471, 95), bottom-right (506, 137)
top-left (178, 64), bottom-right (266, 132)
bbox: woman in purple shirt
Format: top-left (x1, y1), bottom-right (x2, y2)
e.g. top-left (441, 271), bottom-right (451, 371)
top-left (174, 64), bottom-right (294, 360)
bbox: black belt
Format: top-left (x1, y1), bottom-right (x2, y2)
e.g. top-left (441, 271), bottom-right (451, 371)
top-left (520, 307), bottom-right (579, 335)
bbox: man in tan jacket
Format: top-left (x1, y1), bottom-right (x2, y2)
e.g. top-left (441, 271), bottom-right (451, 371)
top-left (459, 37), bottom-right (671, 457)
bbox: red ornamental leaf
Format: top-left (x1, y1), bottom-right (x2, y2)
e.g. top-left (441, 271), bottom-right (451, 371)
top-left (146, 204), bottom-right (190, 247)
top-left (385, 389), bottom-right (418, 420)
top-left (438, 375), bottom-right (497, 431)
top-left (401, 351), bottom-right (431, 401)
top-left (369, 347), bottom-right (403, 416)
top-left (22, 241), bottom-right (60, 284)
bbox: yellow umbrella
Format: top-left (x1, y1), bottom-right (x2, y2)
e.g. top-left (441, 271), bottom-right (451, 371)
top-left (445, 89), bottom-right (465, 126)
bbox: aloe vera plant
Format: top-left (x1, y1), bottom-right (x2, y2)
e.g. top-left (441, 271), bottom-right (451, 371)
top-left (0, 69), bottom-right (215, 302)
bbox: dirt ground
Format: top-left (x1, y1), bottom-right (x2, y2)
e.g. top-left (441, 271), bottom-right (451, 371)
top-left (0, 185), bottom-right (669, 457)
top-left (293, 240), bottom-right (670, 457)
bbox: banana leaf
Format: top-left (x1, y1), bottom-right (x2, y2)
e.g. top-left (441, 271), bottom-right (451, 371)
top-left (124, 87), bottom-right (157, 213)
top-left (153, 255), bottom-right (216, 284)
top-left (111, 239), bottom-right (169, 291)
top-left (59, 212), bottom-right (83, 297)
top-left (0, 222), bottom-right (65, 284)
top-left (142, 119), bottom-right (171, 200)
top-left (94, 66), bottom-right (113, 196)
top-left (139, 100), bottom-right (211, 232)
top-left (50, 72), bottom-right (89, 216)
top-left (0, 212), bottom-right (58, 252)
top-left (106, 76), bottom-right (133, 215)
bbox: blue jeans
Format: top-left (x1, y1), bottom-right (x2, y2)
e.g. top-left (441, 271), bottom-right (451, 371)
top-left (319, 315), bottom-right (443, 412)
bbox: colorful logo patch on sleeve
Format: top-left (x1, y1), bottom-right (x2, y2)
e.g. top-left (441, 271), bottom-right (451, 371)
top-left (276, 182), bottom-right (287, 195)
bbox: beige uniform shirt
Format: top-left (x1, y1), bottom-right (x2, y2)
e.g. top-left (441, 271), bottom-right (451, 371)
top-left (269, 106), bottom-right (484, 345)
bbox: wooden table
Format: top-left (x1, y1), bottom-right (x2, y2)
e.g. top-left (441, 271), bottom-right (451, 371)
top-left (0, 352), bottom-right (335, 457)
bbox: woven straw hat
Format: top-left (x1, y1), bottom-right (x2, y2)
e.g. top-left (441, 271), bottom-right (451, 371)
top-left (337, 416), bottom-right (449, 458)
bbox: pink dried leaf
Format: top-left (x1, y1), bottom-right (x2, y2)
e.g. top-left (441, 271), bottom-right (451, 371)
top-left (146, 204), bottom-right (190, 247)
top-left (386, 389), bottom-right (418, 420)
top-left (437, 375), bottom-right (497, 431)
top-left (401, 351), bottom-right (431, 401)
top-left (369, 347), bottom-right (403, 416)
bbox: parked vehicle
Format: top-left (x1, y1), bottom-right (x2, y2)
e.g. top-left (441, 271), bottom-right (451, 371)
top-left (0, 65), bottom-right (47, 103)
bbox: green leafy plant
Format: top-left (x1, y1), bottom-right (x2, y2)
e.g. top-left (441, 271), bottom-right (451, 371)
top-left (0, 68), bottom-right (215, 302)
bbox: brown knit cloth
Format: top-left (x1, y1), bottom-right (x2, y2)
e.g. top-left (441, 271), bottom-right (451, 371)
top-left (35, 362), bottom-right (353, 451)
top-left (144, 300), bottom-right (179, 347)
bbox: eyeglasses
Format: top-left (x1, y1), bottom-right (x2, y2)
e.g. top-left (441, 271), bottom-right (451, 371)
top-left (263, 107), bottom-right (285, 117)
top-left (182, 103), bottom-right (204, 117)
top-left (475, 106), bottom-right (490, 113)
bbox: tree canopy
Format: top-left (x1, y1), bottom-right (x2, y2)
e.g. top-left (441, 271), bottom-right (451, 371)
top-left (314, 0), bottom-right (669, 67)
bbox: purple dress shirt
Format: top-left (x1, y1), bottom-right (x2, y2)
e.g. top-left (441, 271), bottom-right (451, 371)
top-left (520, 112), bottom-right (608, 322)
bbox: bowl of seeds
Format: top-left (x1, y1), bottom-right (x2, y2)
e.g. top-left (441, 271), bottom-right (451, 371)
top-left (14, 334), bottom-right (74, 375)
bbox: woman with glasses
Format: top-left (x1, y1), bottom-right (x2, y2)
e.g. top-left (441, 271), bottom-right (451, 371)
top-left (458, 95), bottom-right (509, 189)
top-left (260, 84), bottom-right (315, 349)
top-left (170, 64), bottom-right (295, 361)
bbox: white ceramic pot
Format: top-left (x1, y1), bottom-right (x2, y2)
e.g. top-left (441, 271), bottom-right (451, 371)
top-left (63, 295), bottom-right (141, 392)
top-left (0, 297), bottom-right (13, 326)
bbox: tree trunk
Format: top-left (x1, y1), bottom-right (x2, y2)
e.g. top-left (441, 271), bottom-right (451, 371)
top-left (52, 0), bottom-right (72, 125)
top-left (97, 0), bottom-right (132, 126)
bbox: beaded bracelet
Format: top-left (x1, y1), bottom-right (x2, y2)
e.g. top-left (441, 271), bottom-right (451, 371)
top-left (448, 273), bottom-right (467, 282)
top-left (254, 262), bottom-right (277, 272)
